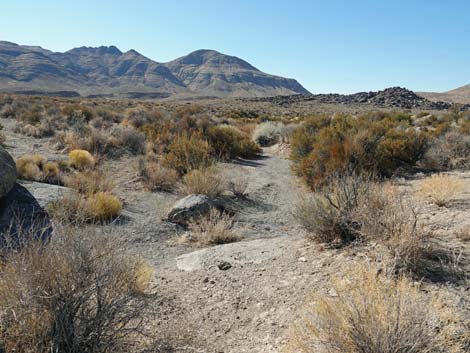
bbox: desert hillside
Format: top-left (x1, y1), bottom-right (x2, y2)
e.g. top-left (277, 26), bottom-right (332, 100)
top-left (0, 41), bottom-right (309, 98)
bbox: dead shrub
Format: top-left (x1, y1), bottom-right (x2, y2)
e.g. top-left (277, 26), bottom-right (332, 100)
top-left (63, 169), bottom-right (115, 195)
top-left (456, 225), bottom-right (470, 242)
top-left (16, 155), bottom-right (42, 181)
top-left (186, 208), bottom-right (240, 246)
top-left (180, 167), bottom-right (227, 198)
top-left (417, 173), bottom-right (466, 207)
top-left (294, 174), bottom-right (370, 245)
top-left (423, 131), bottom-right (470, 170)
top-left (139, 159), bottom-right (179, 192)
top-left (290, 264), bottom-right (465, 353)
top-left (0, 226), bottom-right (153, 353)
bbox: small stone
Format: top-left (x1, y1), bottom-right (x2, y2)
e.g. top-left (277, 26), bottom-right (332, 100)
top-left (298, 257), bottom-right (307, 262)
top-left (218, 261), bottom-right (232, 271)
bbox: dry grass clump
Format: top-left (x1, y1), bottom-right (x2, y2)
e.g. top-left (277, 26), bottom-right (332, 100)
top-left (417, 173), bottom-right (466, 207)
top-left (180, 167), bottom-right (227, 198)
top-left (16, 154), bottom-right (61, 184)
top-left (455, 225), bottom-right (470, 242)
top-left (139, 158), bottom-right (179, 192)
top-left (290, 264), bottom-right (466, 353)
top-left (186, 208), bottom-right (240, 246)
top-left (62, 169), bottom-right (115, 195)
top-left (0, 227), bottom-right (153, 353)
top-left (55, 169), bottom-right (121, 223)
top-left (85, 192), bottom-right (122, 221)
top-left (68, 149), bottom-right (95, 170)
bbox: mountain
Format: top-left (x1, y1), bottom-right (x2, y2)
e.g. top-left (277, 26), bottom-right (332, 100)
top-left (0, 41), bottom-right (309, 98)
top-left (418, 84), bottom-right (470, 104)
top-left (166, 49), bottom-right (309, 97)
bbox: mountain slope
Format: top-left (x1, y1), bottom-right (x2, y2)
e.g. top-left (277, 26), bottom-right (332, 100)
top-left (165, 49), bottom-right (309, 97)
top-left (0, 41), bottom-right (309, 98)
top-left (418, 84), bottom-right (470, 104)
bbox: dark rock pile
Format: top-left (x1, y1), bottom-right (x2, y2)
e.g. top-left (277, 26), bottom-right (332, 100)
top-left (251, 87), bottom-right (470, 111)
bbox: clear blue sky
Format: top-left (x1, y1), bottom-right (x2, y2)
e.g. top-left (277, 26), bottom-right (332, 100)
top-left (1, 0), bottom-right (469, 93)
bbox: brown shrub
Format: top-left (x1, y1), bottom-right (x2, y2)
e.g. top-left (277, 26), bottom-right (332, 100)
top-left (180, 167), bottom-right (227, 198)
top-left (0, 227), bottom-right (152, 353)
top-left (63, 169), bottom-right (115, 195)
top-left (206, 125), bottom-right (261, 160)
top-left (16, 155), bottom-right (42, 181)
top-left (139, 159), bottom-right (179, 192)
top-left (290, 264), bottom-right (465, 353)
top-left (163, 133), bottom-right (213, 175)
top-left (186, 209), bottom-right (240, 246)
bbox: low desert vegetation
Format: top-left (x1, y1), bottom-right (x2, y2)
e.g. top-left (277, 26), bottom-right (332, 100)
top-left (417, 173), bottom-right (466, 206)
top-left (294, 173), bottom-right (449, 277)
top-left (290, 264), bottom-right (467, 353)
top-left (16, 154), bottom-right (61, 184)
top-left (186, 208), bottom-right (240, 246)
top-left (68, 149), bottom-right (96, 170)
top-left (0, 226), bottom-right (154, 353)
top-left (180, 167), bottom-right (227, 198)
top-left (290, 111), bottom-right (470, 190)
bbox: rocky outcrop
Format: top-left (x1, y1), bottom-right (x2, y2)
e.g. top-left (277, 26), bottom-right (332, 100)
top-left (251, 87), bottom-right (470, 111)
top-left (0, 146), bottom-right (17, 198)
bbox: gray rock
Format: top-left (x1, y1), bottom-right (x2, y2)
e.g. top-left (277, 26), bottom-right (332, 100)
top-left (166, 194), bottom-right (212, 225)
top-left (0, 147), bottom-right (17, 199)
top-left (0, 183), bottom-right (52, 248)
top-left (176, 237), bottom-right (288, 272)
top-left (19, 180), bottom-right (73, 208)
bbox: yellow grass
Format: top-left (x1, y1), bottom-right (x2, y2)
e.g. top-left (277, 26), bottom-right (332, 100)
top-left (417, 173), bottom-right (465, 207)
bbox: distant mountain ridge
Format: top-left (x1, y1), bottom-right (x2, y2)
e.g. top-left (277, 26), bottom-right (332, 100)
top-left (0, 41), bottom-right (309, 98)
top-left (418, 84), bottom-right (470, 105)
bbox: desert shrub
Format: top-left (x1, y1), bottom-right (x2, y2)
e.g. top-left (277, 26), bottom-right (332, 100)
top-left (109, 125), bottom-right (146, 155)
top-left (61, 104), bottom-right (96, 122)
top-left (291, 114), bottom-right (429, 189)
top-left (15, 154), bottom-right (61, 184)
top-left (186, 208), bottom-right (239, 246)
top-left (16, 155), bottom-right (42, 181)
top-left (417, 174), bottom-right (465, 207)
top-left (180, 167), bottom-right (226, 198)
top-left (0, 227), bottom-right (152, 353)
top-left (63, 169), bottom-right (115, 195)
top-left (205, 125), bottom-right (261, 160)
top-left (85, 192), bottom-right (122, 221)
top-left (68, 149), bottom-right (95, 170)
top-left (227, 173), bottom-right (249, 198)
top-left (138, 159), bottom-right (179, 192)
top-left (456, 225), bottom-right (470, 242)
top-left (423, 132), bottom-right (470, 170)
top-left (252, 121), bottom-right (283, 146)
top-left (163, 133), bottom-right (213, 175)
top-left (289, 127), bottom-right (316, 162)
top-left (374, 128), bottom-right (428, 176)
top-left (291, 265), bottom-right (465, 353)
top-left (294, 174), bottom-right (369, 245)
